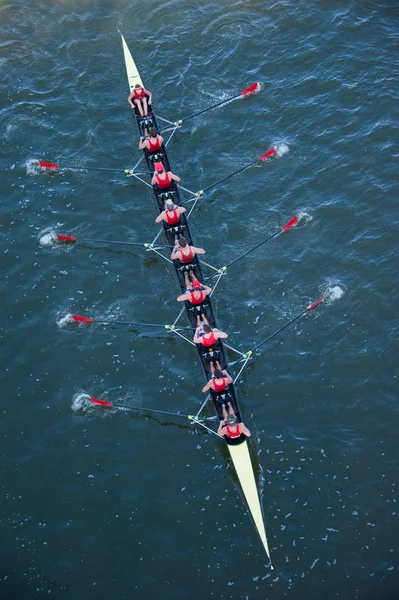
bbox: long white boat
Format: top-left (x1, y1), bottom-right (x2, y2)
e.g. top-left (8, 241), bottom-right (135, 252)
top-left (121, 33), bottom-right (272, 564)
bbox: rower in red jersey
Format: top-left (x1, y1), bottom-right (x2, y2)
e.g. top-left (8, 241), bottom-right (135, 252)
top-left (202, 366), bottom-right (233, 394)
top-left (177, 278), bottom-right (212, 325)
top-left (170, 236), bottom-right (205, 264)
top-left (155, 199), bottom-right (186, 226)
top-left (193, 323), bottom-right (228, 347)
top-left (151, 161), bottom-right (181, 191)
top-left (128, 83), bottom-right (152, 117)
top-left (217, 406), bottom-right (251, 442)
top-left (139, 127), bottom-right (164, 153)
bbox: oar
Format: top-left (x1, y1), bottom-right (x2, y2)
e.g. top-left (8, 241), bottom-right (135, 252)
top-left (182, 147), bottom-right (276, 204)
top-left (90, 396), bottom-right (217, 422)
top-left (203, 215), bottom-right (298, 281)
top-left (55, 234), bottom-right (170, 249)
top-left (229, 294), bottom-right (325, 367)
top-left (160, 82), bottom-right (260, 130)
top-left (39, 160), bottom-right (151, 175)
top-left (71, 314), bottom-right (192, 329)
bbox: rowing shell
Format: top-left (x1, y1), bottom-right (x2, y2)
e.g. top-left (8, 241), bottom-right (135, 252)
top-left (121, 33), bottom-right (272, 562)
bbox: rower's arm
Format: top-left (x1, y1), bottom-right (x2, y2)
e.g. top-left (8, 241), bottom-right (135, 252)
top-left (155, 212), bottom-right (165, 223)
top-left (150, 174), bottom-right (158, 186)
top-left (202, 284), bottom-right (212, 293)
top-left (217, 421), bottom-right (226, 437)
top-left (128, 91), bottom-right (134, 106)
top-left (240, 424), bottom-right (251, 437)
top-left (176, 292), bottom-right (188, 302)
top-left (195, 247), bottom-right (206, 255)
top-left (144, 88), bottom-right (152, 102)
top-left (138, 136), bottom-right (147, 150)
top-left (178, 206), bottom-right (187, 215)
top-left (170, 246), bottom-right (180, 260)
top-left (201, 381), bottom-right (211, 393)
top-left (216, 330), bottom-right (228, 339)
top-left (170, 173), bottom-right (181, 182)
top-left (193, 327), bottom-right (202, 343)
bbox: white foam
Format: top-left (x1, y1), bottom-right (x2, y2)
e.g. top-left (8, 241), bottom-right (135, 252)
top-left (297, 211), bottom-right (313, 224)
top-left (26, 159), bottom-right (42, 176)
top-left (57, 313), bottom-right (74, 328)
top-left (325, 285), bottom-right (344, 303)
top-left (39, 232), bottom-right (58, 247)
top-left (276, 143), bottom-right (289, 157)
top-left (71, 393), bottom-right (92, 413)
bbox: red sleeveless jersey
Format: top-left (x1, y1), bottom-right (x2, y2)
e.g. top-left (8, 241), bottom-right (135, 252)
top-left (225, 424), bottom-right (241, 439)
top-left (148, 137), bottom-right (161, 152)
top-left (201, 330), bottom-right (217, 347)
top-left (188, 290), bottom-right (204, 305)
top-left (156, 172), bottom-right (171, 189)
top-left (179, 246), bottom-right (194, 264)
top-left (165, 209), bottom-right (180, 225)
top-left (133, 87), bottom-right (145, 99)
top-left (212, 377), bottom-right (227, 392)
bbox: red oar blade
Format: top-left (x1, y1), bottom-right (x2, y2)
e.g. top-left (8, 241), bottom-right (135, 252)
top-left (90, 397), bottom-right (113, 407)
top-left (72, 314), bottom-right (94, 323)
top-left (259, 147), bottom-right (276, 161)
top-left (56, 234), bottom-right (76, 243)
top-left (39, 160), bottom-right (59, 169)
top-left (281, 216), bottom-right (298, 232)
top-left (307, 296), bottom-right (325, 311)
top-left (240, 82), bottom-right (260, 96)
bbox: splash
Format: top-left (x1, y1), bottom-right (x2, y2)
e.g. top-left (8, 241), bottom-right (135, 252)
top-left (324, 285), bottom-right (344, 304)
top-left (39, 232), bottom-right (58, 247)
top-left (57, 313), bottom-right (74, 329)
top-left (72, 393), bottom-right (92, 413)
top-left (297, 211), bottom-right (313, 225)
top-left (26, 159), bottom-right (42, 176)
top-left (276, 144), bottom-right (289, 158)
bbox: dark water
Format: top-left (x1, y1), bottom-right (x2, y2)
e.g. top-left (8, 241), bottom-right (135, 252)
top-left (1, 1), bottom-right (398, 598)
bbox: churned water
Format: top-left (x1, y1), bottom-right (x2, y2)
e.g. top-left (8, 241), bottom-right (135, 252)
top-left (1, 1), bottom-right (398, 599)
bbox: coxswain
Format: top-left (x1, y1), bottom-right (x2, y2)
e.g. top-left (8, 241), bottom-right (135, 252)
top-left (151, 162), bottom-right (181, 191)
top-left (155, 199), bottom-right (186, 226)
top-left (139, 127), bottom-right (164, 153)
top-left (217, 406), bottom-right (251, 441)
top-left (128, 83), bottom-right (152, 117)
top-left (193, 323), bottom-right (228, 347)
top-left (170, 237), bottom-right (205, 264)
top-left (202, 366), bottom-right (233, 394)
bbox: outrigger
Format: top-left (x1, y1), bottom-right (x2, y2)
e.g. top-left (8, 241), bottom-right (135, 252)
top-left (39, 34), bottom-right (328, 567)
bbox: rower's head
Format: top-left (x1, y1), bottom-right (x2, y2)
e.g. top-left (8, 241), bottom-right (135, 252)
top-left (192, 279), bottom-right (201, 290)
top-left (178, 236), bottom-right (187, 248)
top-left (226, 413), bottom-right (237, 426)
top-left (134, 83), bottom-right (142, 89)
top-left (149, 127), bottom-right (158, 138)
top-left (154, 162), bottom-right (165, 173)
top-left (214, 368), bottom-right (223, 379)
top-left (203, 324), bottom-right (212, 334)
top-left (165, 200), bottom-right (175, 211)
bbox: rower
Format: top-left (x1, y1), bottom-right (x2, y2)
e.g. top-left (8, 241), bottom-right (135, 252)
top-left (155, 199), bottom-right (186, 226)
top-left (202, 366), bottom-right (233, 394)
top-left (170, 236), bottom-right (205, 265)
top-left (193, 323), bottom-right (228, 347)
top-left (217, 406), bottom-right (251, 442)
top-left (128, 83), bottom-right (152, 117)
top-left (151, 161), bottom-right (181, 191)
top-left (177, 277), bottom-right (212, 326)
top-left (139, 127), bottom-right (164, 153)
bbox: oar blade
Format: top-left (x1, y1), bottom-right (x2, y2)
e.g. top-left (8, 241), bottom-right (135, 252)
top-left (281, 216), bottom-right (298, 232)
top-left (259, 147), bottom-right (276, 161)
top-left (240, 82), bottom-right (261, 96)
top-left (72, 314), bottom-right (94, 323)
top-left (307, 296), bottom-right (325, 311)
top-left (39, 160), bottom-right (59, 170)
top-left (90, 397), bottom-right (113, 407)
top-left (56, 234), bottom-right (76, 243)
